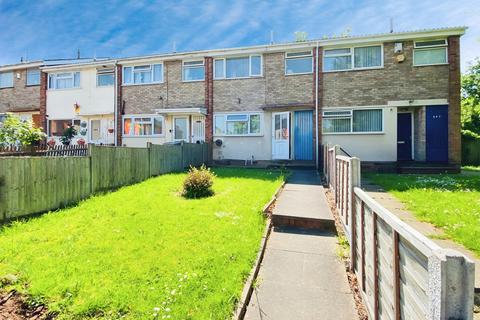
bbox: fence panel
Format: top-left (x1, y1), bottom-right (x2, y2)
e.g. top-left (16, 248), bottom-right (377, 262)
top-left (150, 144), bottom-right (183, 175)
top-left (323, 144), bottom-right (475, 320)
top-left (462, 137), bottom-right (480, 166)
top-left (0, 156), bottom-right (91, 221)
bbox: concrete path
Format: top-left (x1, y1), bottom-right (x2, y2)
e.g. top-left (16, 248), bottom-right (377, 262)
top-left (245, 170), bottom-right (358, 320)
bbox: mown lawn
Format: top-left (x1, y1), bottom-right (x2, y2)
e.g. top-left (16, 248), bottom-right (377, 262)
top-left (365, 173), bottom-right (480, 256)
top-left (0, 168), bottom-right (284, 319)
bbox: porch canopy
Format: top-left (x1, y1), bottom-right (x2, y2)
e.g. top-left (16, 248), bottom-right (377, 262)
top-left (154, 107), bottom-right (207, 115)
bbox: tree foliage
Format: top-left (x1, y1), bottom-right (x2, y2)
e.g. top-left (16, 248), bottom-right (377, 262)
top-left (461, 58), bottom-right (480, 136)
top-left (0, 114), bottom-right (46, 146)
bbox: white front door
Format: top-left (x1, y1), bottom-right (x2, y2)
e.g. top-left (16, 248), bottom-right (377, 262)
top-left (90, 119), bottom-right (101, 143)
top-left (173, 116), bottom-right (189, 142)
top-left (191, 116), bottom-right (205, 143)
top-left (272, 112), bottom-right (290, 159)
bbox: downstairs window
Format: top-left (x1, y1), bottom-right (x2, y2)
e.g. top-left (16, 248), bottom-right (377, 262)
top-left (322, 109), bottom-right (383, 133)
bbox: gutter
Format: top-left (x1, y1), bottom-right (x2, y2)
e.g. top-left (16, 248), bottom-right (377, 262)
top-left (315, 41), bottom-right (319, 170)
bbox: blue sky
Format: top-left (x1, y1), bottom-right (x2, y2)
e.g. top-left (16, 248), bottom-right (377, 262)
top-left (0, 0), bottom-right (479, 71)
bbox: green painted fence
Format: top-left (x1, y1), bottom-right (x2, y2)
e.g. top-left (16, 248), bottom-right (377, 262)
top-left (462, 137), bottom-right (480, 166)
top-left (0, 143), bottom-right (209, 222)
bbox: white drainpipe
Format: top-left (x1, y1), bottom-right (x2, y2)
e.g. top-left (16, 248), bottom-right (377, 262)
top-left (315, 41), bottom-right (319, 170)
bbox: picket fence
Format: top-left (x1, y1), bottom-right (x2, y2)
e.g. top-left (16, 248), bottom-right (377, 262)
top-left (323, 145), bottom-right (475, 320)
top-left (0, 143), bottom-right (210, 222)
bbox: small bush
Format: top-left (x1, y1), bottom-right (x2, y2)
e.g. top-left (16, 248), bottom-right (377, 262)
top-left (182, 165), bottom-right (215, 198)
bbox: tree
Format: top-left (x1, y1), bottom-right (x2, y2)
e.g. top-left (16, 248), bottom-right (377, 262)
top-left (461, 58), bottom-right (480, 138)
top-left (0, 114), bottom-right (46, 147)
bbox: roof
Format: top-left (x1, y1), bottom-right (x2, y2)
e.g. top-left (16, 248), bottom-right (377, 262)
top-left (0, 58), bottom-right (110, 72)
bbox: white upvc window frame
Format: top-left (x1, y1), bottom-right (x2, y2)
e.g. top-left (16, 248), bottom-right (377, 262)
top-left (322, 108), bottom-right (384, 135)
top-left (122, 63), bottom-right (164, 85)
top-left (285, 50), bottom-right (314, 75)
top-left (96, 68), bottom-right (115, 87)
top-left (48, 72), bottom-right (81, 90)
top-left (323, 44), bottom-right (384, 72)
top-left (182, 60), bottom-right (205, 82)
top-left (48, 118), bottom-right (81, 136)
top-left (213, 112), bottom-right (263, 136)
top-left (413, 39), bottom-right (448, 67)
top-left (122, 115), bottom-right (165, 137)
top-left (213, 54), bottom-right (263, 80)
top-left (26, 68), bottom-right (41, 86)
top-left (0, 71), bottom-right (13, 89)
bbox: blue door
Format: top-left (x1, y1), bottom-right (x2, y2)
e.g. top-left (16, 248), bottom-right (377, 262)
top-left (397, 113), bottom-right (413, 161)
top-left (293, 110), bottom-right (313, 160)
top-left (426, 105), bottom-right (449, 162)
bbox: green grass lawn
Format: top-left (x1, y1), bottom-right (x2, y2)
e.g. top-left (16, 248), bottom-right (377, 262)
top-left (365, 173), bottom-right (480, 257)
top-left (0, 168), bottom-right (284, 319)
top-left (463, 165), bottom-right (480, 172)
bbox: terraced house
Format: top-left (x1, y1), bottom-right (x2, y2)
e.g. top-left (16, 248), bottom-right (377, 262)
top-left (0, 26), bottom-right (466, 169)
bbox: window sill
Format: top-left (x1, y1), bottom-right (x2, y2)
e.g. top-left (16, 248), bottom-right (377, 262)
top-left (26, 84), bottom-right (41, 87)
top-left (122, 82), bottom-right (164, 87)
top-left (213, 76), bottom-right (263, 81)
top-left (48, 87), bottom-right (82, 92)
top-left (285, 71), bottom-right (313, 76)
top-left (0, 86), bottom-right (14, 90)
top-left (182, 79), bottom-right (205, 83)
top-left (413, 63), bottom-right (449, 67)
top-left (323, 66), bottom-right (384, 73)
top-left (123, 135), bottom-right (166, 138)
top-left (322, 132), bottom-right (384, 135)
top-left (213, 134), bottom-right (264, 137)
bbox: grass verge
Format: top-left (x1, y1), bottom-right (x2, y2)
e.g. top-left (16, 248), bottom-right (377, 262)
top-left (0, 168), bottom-right (284, 319)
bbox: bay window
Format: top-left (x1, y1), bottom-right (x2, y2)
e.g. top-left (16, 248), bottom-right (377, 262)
top-left (285, 51), bottom-right (313, 74)
top-left (413, 39), bottom-right (447, 66)
top-left (324, 45), bottom-right (382, 71)
top-left (123, 64), bottom-right (163, 85)
top-left (183, 60), bottom-right (205, 81)
top-left (123, 116), bottom-right (164, 136)
top-left (322, 109), bottom-right (383, 133)
top-left (214, 55), bottom-right (262, 79)
top-left (214, 113), bottom-right (262, 136)
top-left (48, 72), bottom-right (81, 89)
top-left (0, 72), bottom-right (14, 88)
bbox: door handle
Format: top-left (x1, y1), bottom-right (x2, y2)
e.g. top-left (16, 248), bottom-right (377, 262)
top-left (397, 141), bottom-right (405, 144)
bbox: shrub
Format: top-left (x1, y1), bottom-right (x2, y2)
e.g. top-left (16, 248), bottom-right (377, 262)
top-left (182, 165), bottom-right (215, 199)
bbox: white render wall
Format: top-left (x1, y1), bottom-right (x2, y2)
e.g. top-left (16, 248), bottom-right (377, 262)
top-left (322, 107), bottom-right (397, 162)
top-left (46, 67), bottom-right (114, 119)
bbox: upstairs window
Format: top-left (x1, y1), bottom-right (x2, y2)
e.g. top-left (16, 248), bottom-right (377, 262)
top-left (413, 39), bottom-right (447, 66)
top-left (97, 68), bottom-right (115, 87)
top-left (214, 55), bottom-right (262, 79)
top-left (123, 64), bottom-right (163, 85)
top-left (26, 69), bottom-right (40, 86)
top-left (322, 109), bottom-right (383, 133)
top-left (285, 51), bottom-right (313, 75)
top-left (0, 72), bottom-right (13, 88)
top-left (123, 116), bottom-right (164, 136)
top-left (48, 72), bottom-right (80, 89)
top-left (324, 45), bottom-right (382, 71)
top-left (183, 60), bottom-right (205, 81)
top-left (214, 113), bottom-right (261, 135)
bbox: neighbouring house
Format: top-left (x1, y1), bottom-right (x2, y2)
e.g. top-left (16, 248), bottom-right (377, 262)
top-left (0, 61), bottom-right (45, 126)
top-left (41, 59), bottom-right (117, 145)
top-left (116, 26), bottom-right (465, 169)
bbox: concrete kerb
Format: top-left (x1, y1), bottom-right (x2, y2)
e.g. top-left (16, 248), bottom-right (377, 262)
top-left (232, 181), bottom-right (286, 320)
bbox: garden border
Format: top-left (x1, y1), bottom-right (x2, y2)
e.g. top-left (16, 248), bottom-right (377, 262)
top-left (232, 181), bottom-right (285, 320)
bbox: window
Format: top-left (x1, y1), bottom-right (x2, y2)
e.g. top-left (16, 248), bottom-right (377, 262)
top-left (214, 55), bottom-right (262, 79)
top-left (0, 72), bottom-right (13, 88)
top-left (322, 109), bottom-right (383, 133)
top-left (324, 45), bottom-right (382, 71)
top-left (49, 119), bottom-right (80, 136)
top-left (123, 116), bottom-right (164, 136)
top-left (183, 60), bottom-right (205, 81)
top-left (123, 64), bottom-right (163, 85)
top-left (214, 113), bottom-right (262, 135)
top-left (48, 72), bottom-right (80, 89)
top-left (97, 68), bottom-right (114, 86)
top-left (26, 69), bottom-right (40, 86)
top-left (285, 51), bottom-right (313, 75)
top-left (413, 39), bottom-right (447, 66)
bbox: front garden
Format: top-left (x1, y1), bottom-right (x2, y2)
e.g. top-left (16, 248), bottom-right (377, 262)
top-left (0, 168), bottom-right (284, 319)
top-left (365, 172), bottom-right (480, 256)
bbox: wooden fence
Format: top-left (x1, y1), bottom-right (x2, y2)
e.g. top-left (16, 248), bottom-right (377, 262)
top-left (0, 143), bottom-right (210, 222)
top-left (323, 144), bottom-right (475, 320)
top-left (462, 137), bottom-right (480, 166)
top-left (0, 144), bottom-right (88, 157)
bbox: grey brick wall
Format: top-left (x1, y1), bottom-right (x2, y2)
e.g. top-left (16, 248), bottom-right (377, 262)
top-left (323, 41), bottom-right (449, 107)
top-left (0, 68), bottom-right (40, 113)
top-left (122, 60), bottom-right (204, 114)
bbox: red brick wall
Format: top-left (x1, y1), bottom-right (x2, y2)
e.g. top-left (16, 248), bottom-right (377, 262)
top-left (39, 72), bottom-right (48, 134)
top-left (204, 57), bottom-right (214, 143)
top-left (116, 64), bottom-right (123, 146)
top-left (448, 36), bottom-right (461, 165)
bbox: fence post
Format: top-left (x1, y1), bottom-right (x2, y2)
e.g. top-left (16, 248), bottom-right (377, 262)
top-left (88, 144), bottom-right (94, 194)
top-left (147, 142), bottom-right (152, 177)
top-left (428, 249), bottom-right (475, 320)
top-left (333, 145), bottom-right (340, 203)
top-left (349, 157), bottom-right (361, 271)
top-left (180, 141), bottom-right (185, 170)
